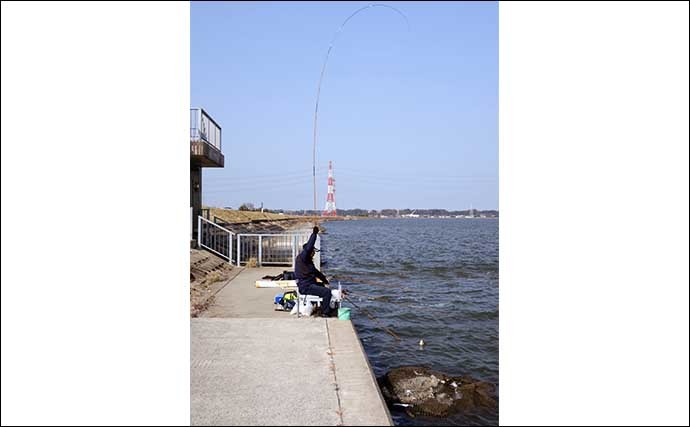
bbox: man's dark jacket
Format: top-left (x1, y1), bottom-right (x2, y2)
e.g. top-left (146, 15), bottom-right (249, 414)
top-left (294, 230), bottom-right (328, 292)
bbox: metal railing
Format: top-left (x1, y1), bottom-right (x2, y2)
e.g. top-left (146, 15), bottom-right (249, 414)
top-left (197, 215), bottom-right (319, 268)
top-left (212, 216), bottom-right (232, 227)
top-left (236, 232), bottom-right (319, 268)
top-left (198, 216), bottom-right (234, 261)
top-left (190, 108), bottom-right (222, 151)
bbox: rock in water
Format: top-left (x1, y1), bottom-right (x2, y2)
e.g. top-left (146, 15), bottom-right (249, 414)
top-left (377, 366), bottom-right (497, 417)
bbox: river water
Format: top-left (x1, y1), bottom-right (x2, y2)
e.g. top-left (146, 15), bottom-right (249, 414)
top-left (320, 218), bottom-right (498, 426)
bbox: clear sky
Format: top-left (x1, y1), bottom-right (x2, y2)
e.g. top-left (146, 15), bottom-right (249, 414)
top-left (192, 1), bottom-right (497, 211)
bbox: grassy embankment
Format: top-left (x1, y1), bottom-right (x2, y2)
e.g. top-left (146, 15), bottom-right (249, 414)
top-left (207, 207), bottom-right (328, 224)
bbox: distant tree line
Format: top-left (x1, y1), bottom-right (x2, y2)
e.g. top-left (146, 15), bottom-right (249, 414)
top-left (225, 204), bottom-right (498, 217)
top-left (237, 202), bottom-right (283, 214)
top-left (238, 203), bottom-right (255, 211)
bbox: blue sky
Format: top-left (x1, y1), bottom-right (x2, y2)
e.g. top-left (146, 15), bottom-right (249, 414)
top-left (192, 1), bottom-right (497, 211)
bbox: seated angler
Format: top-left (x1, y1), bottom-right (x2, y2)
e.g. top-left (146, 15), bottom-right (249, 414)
top-left (294, 225), bottom-right (332, 317)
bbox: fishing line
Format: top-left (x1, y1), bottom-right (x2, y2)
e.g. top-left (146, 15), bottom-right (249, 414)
top-left (334, 275), bottom-right (412, 341)
top-left (332, 274), bottom-right (412, 291)
top-left (311, 4), bottom-right (410, 215)
top-left (345, 288), bottom-right (413, 307)
top-left (343, 294), bottom-right (402, 341)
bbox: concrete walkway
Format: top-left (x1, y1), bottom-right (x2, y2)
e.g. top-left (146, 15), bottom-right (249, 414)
top-left (200, 267), bottom-right (289, 319)
top-left (191, 267), bottom-right (392, 426)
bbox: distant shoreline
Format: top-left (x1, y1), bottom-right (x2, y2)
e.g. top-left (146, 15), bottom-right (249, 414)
top-left (204, 208), bottom-right (498, 227)
top-left (322, 215), bottom-right (499, 221)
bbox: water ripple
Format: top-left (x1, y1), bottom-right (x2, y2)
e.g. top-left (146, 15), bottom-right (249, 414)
top-left (322, 218), bottom-right (498, 426)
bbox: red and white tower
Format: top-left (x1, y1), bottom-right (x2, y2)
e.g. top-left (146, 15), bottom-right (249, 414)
top-left (322, 161), bottom-right (337, 216)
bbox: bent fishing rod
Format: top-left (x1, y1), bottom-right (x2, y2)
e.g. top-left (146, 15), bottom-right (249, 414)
top-left (311, 4), bottom-right (409, 220)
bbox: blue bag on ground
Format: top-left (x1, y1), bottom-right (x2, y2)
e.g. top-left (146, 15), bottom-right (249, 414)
top-left (276, 290), bottom-right (297, 311)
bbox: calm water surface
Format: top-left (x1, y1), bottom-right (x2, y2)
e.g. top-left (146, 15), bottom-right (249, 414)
top-left (321, 218), bottom-right (498, 426)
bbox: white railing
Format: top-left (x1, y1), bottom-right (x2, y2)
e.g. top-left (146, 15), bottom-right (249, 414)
top-left (198, 216), bottom-right (234, 261)
top-left (236, 232), bottom-right (319, 268)
top-left (190, 108), bottom-right (222, 151)
top-left (196, 216), bottom-right (319, 268)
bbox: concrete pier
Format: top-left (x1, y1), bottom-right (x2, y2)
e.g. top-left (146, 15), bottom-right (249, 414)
top-left (191, 267), bottom-right (392, 426)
